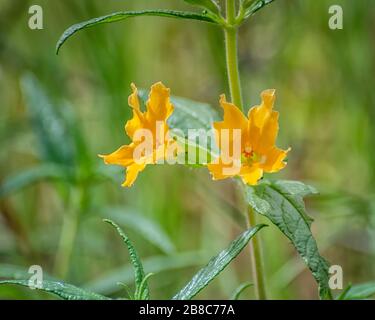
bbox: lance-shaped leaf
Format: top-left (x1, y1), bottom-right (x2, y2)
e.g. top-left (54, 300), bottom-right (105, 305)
top-left (246, 180), bottom-right (332, 299)
top-left (0, 280), bottom-right (110, 300)
top-left (172, 224), bottom-right (267, 300)
top-left (56, 10), bottom-right (218, 54)
top-left (242, 0), bottom-right (275, 19)
top-left (104, 219), bottom-right (149, 300)
top-left (184, 0), bottom-right (221, 15)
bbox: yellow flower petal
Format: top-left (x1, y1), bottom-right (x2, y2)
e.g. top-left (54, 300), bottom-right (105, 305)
top-left (240, 166), bottom-right (263, 185)
top-left (248, 89), bottom-right (278, 153)
top-left (125, 84), bottom-right (147, 139)
top-left (216, 95), bottom-right (248, 132)
top-left (207, 162), bottom-right (229, 181)
top-left (207, 89), bottom-right (289, 186)
top-left (99, 144), bottom-right (135, 167)
top-left (122, 163), bottom-right (147, 187)
top-left (101, 82), bottom-right (174, 188)
top-left (128, 83), bottom-right (141, 110)
top-left (214, 95), bottom-right (249, 151)
top-left (255, 110), bottom-right (279, 155)
top-left (262, 146), bottom-right (290, 173)
top-left (146, 82), bottom-right (174, 124)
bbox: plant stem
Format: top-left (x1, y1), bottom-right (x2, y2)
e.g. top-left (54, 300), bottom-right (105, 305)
top-left (225, 0), bottom-right (243, 110)
top-left (225, 0), bottom-right (267, 299)
top-left (246, 206), bottom-right (267, 299)
top-left (54, 187), bottom-right (82, 278)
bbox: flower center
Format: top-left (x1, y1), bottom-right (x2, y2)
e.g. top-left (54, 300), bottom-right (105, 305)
top-left (242, 147), bottom-right (262, 164)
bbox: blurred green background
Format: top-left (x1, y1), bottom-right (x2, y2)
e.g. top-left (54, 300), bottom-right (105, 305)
top-left (0, 0), bottom-right (374, 299)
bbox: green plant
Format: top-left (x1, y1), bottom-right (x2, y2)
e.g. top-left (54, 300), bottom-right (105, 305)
top-left (1, 0), bottom-right (374, 301)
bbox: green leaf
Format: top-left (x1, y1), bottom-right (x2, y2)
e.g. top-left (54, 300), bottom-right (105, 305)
top-left (168, 95), bottom-right (219, 133)
top-left (103, 219), bottom-right (149, 299)
top-left (138, 90), bottom-right (220, 165)
top-left (339, 282), bottom-right (375, 300)
top-left (56, 10), bottom-right (218, 54)
top-left (135, 273), bottom-right (154, 301)
top-left (103, 208), bottom-right (176, 254)
top-left (231, 282), bottom-right (253, 300)
top-left (246, 180), bottom-right (332, 299)
top-left (172, 224), bottom-right (267, 300)
top-left (243, 0), bottom-right (275, 19)
top-left (21, 74), bottom-right (76, 166)
top-left (0, 280), bottom-right (110, 300)
top-left (184, 0), bottom-right (221, 15)
top-left (0, 164), bottom-right (69, 198)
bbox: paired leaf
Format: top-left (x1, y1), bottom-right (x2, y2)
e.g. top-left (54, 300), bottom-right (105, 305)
top-left (104, 219), bottom-right (149, 300)
top-left (172, 224), bottom-right (267, 300)
top-left (0, 164), bottom-right (69, 198)
top-left (338, 282), bottom-right (375, 300)
top-left (184, 0), bottom-right (221, 15)
top-left (0, 280), bottom-right (109, 300)
top-left (246, 180), bottom-right (332, 299)
top-left (56, 10), bottom-right (218, 54)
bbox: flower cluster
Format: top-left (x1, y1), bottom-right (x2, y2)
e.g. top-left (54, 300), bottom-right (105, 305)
top-left (100, 82), bottom-right (290, 187)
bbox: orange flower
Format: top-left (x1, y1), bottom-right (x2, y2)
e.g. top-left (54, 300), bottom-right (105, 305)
top-left (100, 82), bottom-right (174, 187)
top-left (207, 89), bottom-right (290, 185)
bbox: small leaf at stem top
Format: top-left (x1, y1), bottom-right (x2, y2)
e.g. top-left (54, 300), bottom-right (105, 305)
top-left (242, 0), bottom-right (276, 20)
top-left (183, 0), bottom-right (221, 15)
